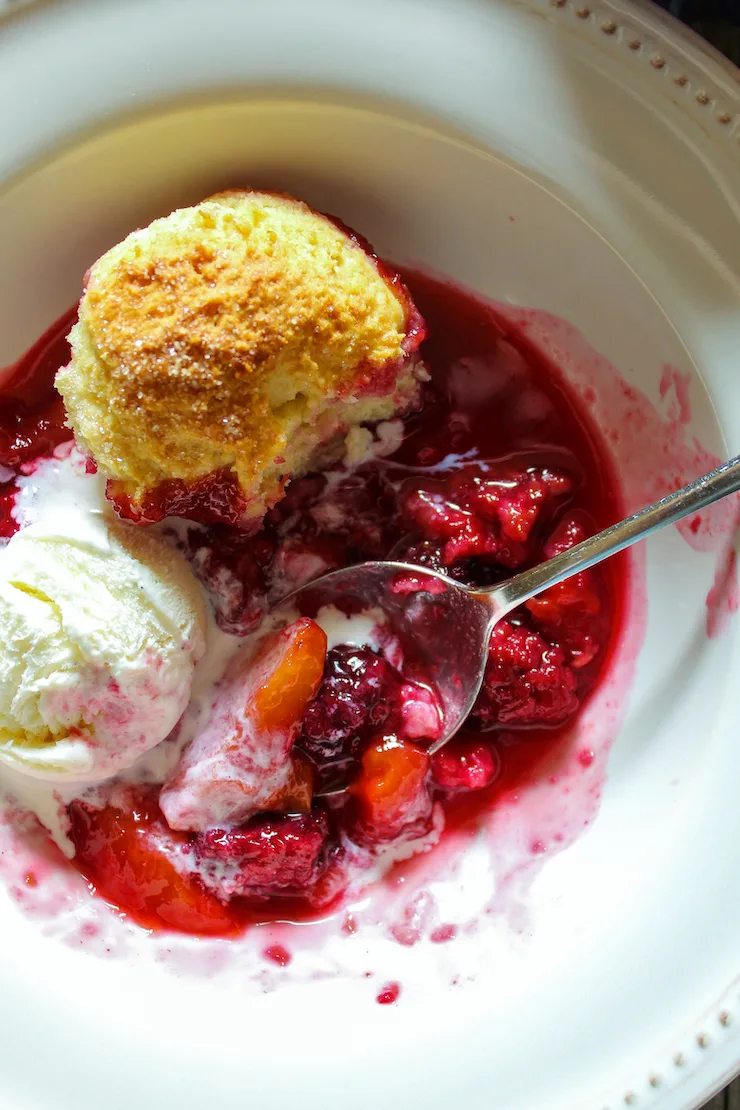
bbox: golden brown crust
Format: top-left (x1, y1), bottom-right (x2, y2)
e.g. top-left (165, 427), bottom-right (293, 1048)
top-left (56, 190), bottom-right (423, 523)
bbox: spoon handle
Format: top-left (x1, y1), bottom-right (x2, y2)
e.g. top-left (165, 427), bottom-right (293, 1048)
top-left (484, 453), bottom-right (740, 615)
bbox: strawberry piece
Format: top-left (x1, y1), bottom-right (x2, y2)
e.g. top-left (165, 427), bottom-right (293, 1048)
top-left (68, 789), bottom-right (236, 936)
top-left (160, 618), bottom-right (327, 832)
top-left (351, 736), bottom-right (432, 842)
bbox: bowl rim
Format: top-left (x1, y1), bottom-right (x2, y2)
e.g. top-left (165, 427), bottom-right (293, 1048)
top-left (1, 3), bottom-right (740, 1110)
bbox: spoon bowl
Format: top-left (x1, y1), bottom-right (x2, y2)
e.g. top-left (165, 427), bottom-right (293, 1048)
top-left (288, 561), bottom-right (498, 760)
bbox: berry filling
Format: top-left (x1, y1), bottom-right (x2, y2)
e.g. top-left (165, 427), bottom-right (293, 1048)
top-left (299, 646), bottom-right (398, 765)
top-left (109, 468), bottom-right (249, 528)
top-left (1, 269), bottom-right (625, 936)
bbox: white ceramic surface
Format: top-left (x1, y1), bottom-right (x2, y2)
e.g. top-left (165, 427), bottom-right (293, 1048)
top-left (1, 2), bottom-right (740, 1109)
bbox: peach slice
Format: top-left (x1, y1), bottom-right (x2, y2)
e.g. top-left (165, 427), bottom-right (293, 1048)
top-left (160, 618), bottom-right (326, 832)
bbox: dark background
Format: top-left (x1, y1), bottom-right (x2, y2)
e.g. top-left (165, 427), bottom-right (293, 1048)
top-left (653, 0), bottom-right (740, 60)
top-left (638, 7), bottom-right (738, 1110)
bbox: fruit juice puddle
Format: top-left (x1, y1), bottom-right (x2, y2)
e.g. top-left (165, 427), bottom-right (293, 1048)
top-left (0, 269), bottom-right (735, 993)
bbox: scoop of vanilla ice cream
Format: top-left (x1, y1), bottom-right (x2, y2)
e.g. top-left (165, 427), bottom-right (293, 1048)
top-left (0, 508), bottom-right (206, 781)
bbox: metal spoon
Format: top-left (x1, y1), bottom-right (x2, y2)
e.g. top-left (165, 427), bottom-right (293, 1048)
top-left (287, 453), bottom-right (740, 796)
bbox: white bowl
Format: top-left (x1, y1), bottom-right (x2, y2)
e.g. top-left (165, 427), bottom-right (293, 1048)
top-left (1, 2), bottom-right (740, 1109)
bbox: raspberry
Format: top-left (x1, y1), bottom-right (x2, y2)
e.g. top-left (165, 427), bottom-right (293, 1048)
top-left (311, 471), bottom-right (396, 559)
top-left (299, 646), bottom-right (397, 764)
top-left (542, 514), bottom-right (588, 559)
top-left (474, 619), bottom-right (579, 726)
top-left (271, 536), bottom-right (336, 592)
top-left (458, 468), bottom-right (571, 543)
top-left (431, 737), bottom-right (501, 791)
top-left (525, 516), bottom-right (603, 669)
top-left (400, 466), bottom-right (571, 569)
top-left (195, 812), bottom-right (330, 899)
top-left (401, 486), bottom-right (498, 564)
top-left (392, 540), bottom-right (469, 582)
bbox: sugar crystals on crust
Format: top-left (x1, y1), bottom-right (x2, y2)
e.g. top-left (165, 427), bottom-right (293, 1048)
top-left (56, 190), bottom-right (427, 527)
